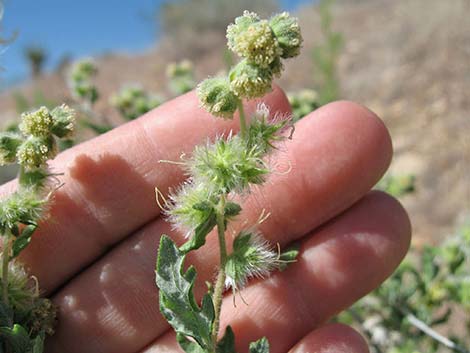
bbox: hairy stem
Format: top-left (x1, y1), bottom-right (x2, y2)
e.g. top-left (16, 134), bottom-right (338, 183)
top-left (237, 101), bottom-right (247, 140)
top-left (2, 233), bottom-right (11, 306)
top-left (211, 194), bottom-right (228, 351)
top-left (18, 165), bottom-right (27, 189)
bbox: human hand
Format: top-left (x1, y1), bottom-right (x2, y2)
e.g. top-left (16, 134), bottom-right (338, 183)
top-left (1, 87), bottom-right (411, 353)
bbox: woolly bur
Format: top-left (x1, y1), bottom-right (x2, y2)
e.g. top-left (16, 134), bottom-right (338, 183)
top-left (155, 10), bottom-right (302, 353)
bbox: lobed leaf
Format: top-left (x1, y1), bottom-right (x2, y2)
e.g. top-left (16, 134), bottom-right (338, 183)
top-left (11, 225), bottom-right (37, 259)
top-left (176, 333), bottom-right (206, 353)
top-left (31, 331), bottom-right (45, 353)
top-left (249, 337), bottom-right (269, 353)
top-left (179, 201), bottom-right (241, 254)
top-left (217, 326), bottom-right (237, 353)
top-left (156, 235), bottom-right (214, 350)
top-left (179, 202), bottom-right (217, 253)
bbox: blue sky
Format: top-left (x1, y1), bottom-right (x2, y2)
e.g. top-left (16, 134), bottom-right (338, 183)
top-left (0, 0), bottom-right (310, 87)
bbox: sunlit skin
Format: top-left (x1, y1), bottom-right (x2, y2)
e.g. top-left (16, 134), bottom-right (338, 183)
top-left (0, 86), bottom-right (411, 353)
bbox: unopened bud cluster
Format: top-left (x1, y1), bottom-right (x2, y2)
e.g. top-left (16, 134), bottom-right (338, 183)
top-left (197, 11), bottom-right (302, 118)
top-left (1, 105), bottom-right (74, 171)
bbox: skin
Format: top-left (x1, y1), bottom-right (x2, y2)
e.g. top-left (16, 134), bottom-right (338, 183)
top-left (1, 87), bottom-right (411, 353)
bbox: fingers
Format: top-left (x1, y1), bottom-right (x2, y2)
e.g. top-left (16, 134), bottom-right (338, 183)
top-left (288, 324), bottom-right (369, 353)
top-left (218, 191), bottom-right (411, 352)
top-left (144, 191), bottom-right (410, 353)
top-left (141, 324), bottom-right (369, 353)
top-left (45, 102), bottom-right (394, 353)
top-left (236, 100), bottom-right (393, 241)
top-left (7, 87), bottom-right (290, 293)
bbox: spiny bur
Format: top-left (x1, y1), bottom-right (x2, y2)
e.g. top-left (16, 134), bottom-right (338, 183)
top-left (156, 10), bottom-right (302, 353)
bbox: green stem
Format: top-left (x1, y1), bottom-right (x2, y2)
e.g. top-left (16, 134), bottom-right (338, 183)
top-left (17, 165), bottom-right (26, 188)
top-left (237, 101), bottom-right (247, 140)
top-left (2, 234), bottom-right (11, 306)
top-left (211, 195), bottom-right (228, 351)
top-left (2, 236), bottom-right (12, 353)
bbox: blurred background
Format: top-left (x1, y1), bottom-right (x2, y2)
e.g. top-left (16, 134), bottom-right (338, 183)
top-left (0, 0), bottom-right (470, 352)
top-left (1, 0), bottom-right (468, 246)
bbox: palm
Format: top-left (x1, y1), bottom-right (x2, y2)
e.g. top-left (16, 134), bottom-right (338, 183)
top-left (1, 88), bottom-right (410, 353)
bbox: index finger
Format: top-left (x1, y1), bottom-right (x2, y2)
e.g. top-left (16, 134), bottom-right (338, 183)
top-left (2, 87), bottom-right (291, 293)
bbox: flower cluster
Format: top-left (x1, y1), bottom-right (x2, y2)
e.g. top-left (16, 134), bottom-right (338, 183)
top-left (0, 104), bottom-right (75, 351)
top-left (197, 11), bottom-right (302, 118)
top-left (165, 104), bottom-right (289, 239)
top-left (166, 60), bottom-right (196, 95)
top-left (68, 59), bottom-right (99, 104)
top-left (0, 103), bottom-right (75, 239)
top-left (110, 85), bottom-right (163, 121)
top-left (1, 105), bottom-right (74, 172)
top-left (288, 89), bottom-right (320, 122)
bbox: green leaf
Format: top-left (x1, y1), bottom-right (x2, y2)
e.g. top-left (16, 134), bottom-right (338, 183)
top-left (156, 235), bottom-right (214, 350)
top-left (249, 337), bottom-right (269, 353)
top-left (224, 202), bottom-right (242, 219)
top-left (422, 246), bottom-right (439, 282)
top-left (179, 203), bottom-right (217, 253)
top-left (217, 326), bottom-right (236, 353)
top-left (278, 243), bottom-right (300, 271)
top-left (11, 225), bottom-right (37, 259)
top-left (179, 201), bottom-right (241, 254)
top-left (0, 324), bottom-right (32, 353)
top-left (18, 169), bottom-right (49, 190)
top-left (31, 331), bottom-right (45, 353)
top-left (176, 333), bottom-right (206, 353)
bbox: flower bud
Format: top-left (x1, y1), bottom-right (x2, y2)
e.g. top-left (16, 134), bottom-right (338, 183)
top-left (247, 104), bottom-right (289, 156)
top-left (69, 59), bottom-right (99, 103)
top-left (0, 132), bottom-right (23, 165)
top-left (166, 181), bottom-right (218, 238)
top-left (70, 59), bottom-right (97, 82)
top-left (225, 230), bottom-right (278, 290)
top-left (269, 12), bottom-right (303, 59)
top-left (226, 11), bottom-right (260, 49)
top-left (0, 189), bottom-right (47, 232)
top-left (190, 135), bottom-right (268, 194)
top-left (229, 59), bottom-right (273, 99)
top-left (111, 86), bottom-right (162, 120)
top-left (19, 106), bottom-right (53, 137)
top-left (19, 168), bottom-right (50, 190)
top-left (197, 77), bottom-right (239, 119)
top-left (50, 104), bottom-right (75, 138)
top-left (227, 13), bottom-right (280, 68)
top-left (268, 56), bottom-right (284, 78)
top-left (74, 82), bottom-right (99, 103)
top-left (166, 60), bottom-right (195, 95)
top-left (16, 136), bottom-right (56, 170)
